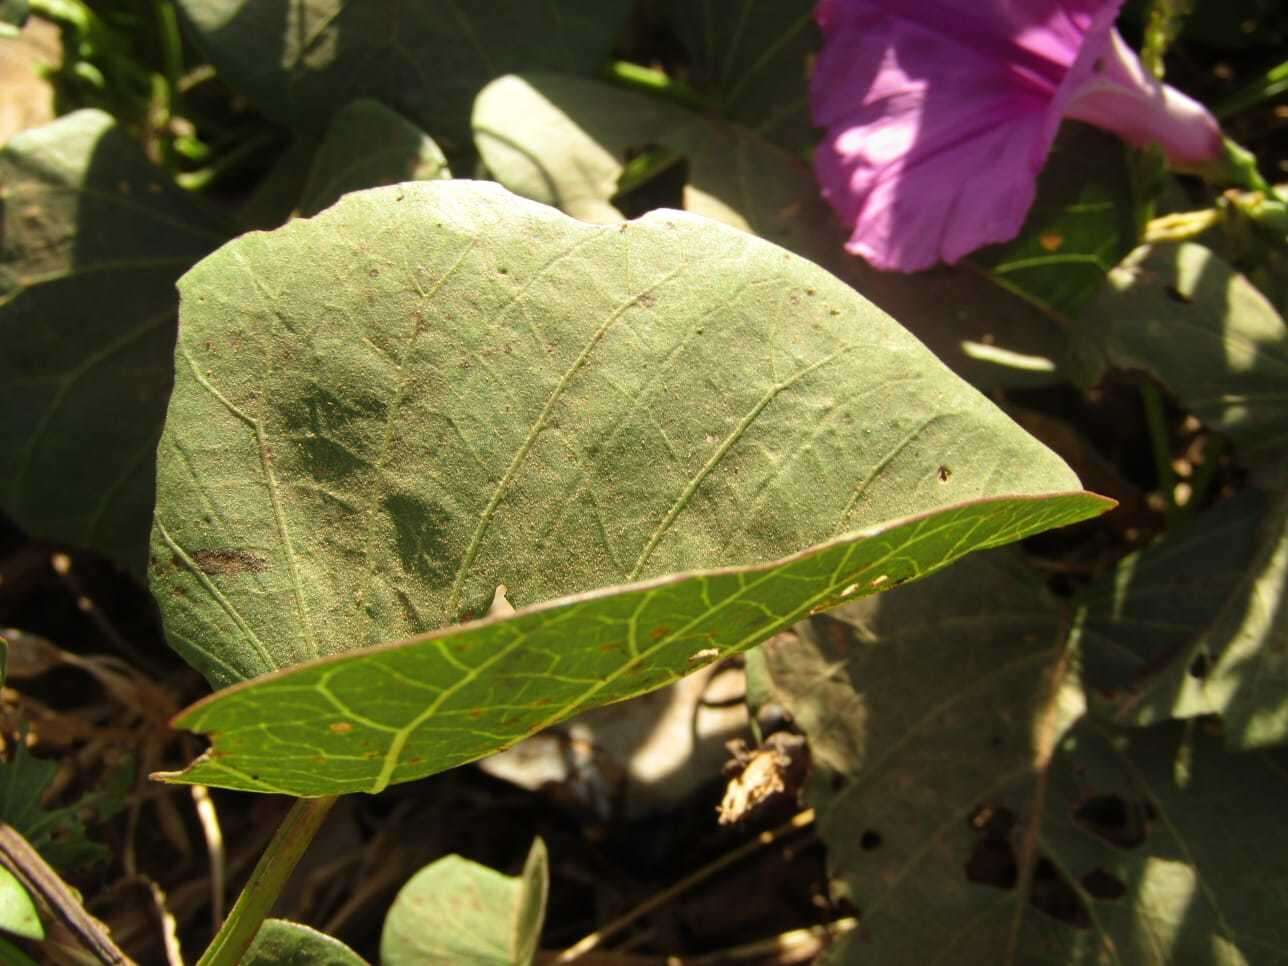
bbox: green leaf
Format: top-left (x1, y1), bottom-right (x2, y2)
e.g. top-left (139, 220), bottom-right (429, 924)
top-left (0, 109), bottom-right (227, 575)
top-left (174, 0), bottom-right (634, 152)
top-left (243, 919), bottom-right (368, 966)
top-left (150, 179), bottom-right (1109, 794)
top-left (159, 494), bottom-right (1105, 796)
top-left (152, 178), bottom-right (1097, 684)
top-left (972, 123), bottom-right (1138, 318)
top-left (758, 551), bottom-right (1288, 964)
top-left (473, 73), bottom-right (1073, 390)
top-left (0, 865), bottom-right (42, 941)
top-left (298, 99), bottom-right (450, 218)
top-left (381, 838), bottom-right (547, 966)
top-left (0, 744), bottom-right (106, 871)
top-left (1083, 487), bottom-right (1288, 749)
top-left (1072, 243), bottom-right (1288, 472)
top-left (660, 0), bottom-right (818, 151)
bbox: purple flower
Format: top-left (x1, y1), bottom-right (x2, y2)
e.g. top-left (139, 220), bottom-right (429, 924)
top-left (811, 0), bottom-right (1224, 271)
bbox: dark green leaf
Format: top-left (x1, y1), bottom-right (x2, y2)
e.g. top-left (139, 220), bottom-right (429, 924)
top-left (381, 839), bottom-right (547, 966)
top-left (972, 123), bottom-right (1138, 318)
top-left (298, 99), bottom-right (450, 218)
top-left (0, 109), bottom-right (227, 575)
top-left (243, 919), bottom-right (368, 966)
top-left (0, 744), bottom-right (106, 871)
top-left (661, 0), bottom-right (818, 151)
top-left (1072, 243), bottom-right (1288, 472)
top-left (759, 551), bottom-right (1288, 964)
top-left (1083, 488), bottom-right (1288, 750)
top-left (473, 73), bottom-right (1073, 390)
top-left (175, 0), bottom-right (634, 153)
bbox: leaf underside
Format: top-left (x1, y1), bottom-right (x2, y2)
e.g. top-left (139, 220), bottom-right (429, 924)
top-left (151, 179), bottom-right (1110, 794)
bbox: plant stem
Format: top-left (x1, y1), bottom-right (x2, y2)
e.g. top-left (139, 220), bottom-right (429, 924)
top-left (196, 795), bottom-right (337, 966)
top-left (602, 60), bottom-right (712, 113)
top-left (556, 808), bottom-right (816, 962)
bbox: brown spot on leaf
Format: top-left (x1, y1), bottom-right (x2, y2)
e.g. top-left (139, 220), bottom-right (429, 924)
top-left (191, 549), bottom-right (267, 576)
top-left (649, 626), bottom-right (670, 640)
top-left (329, 722), bottom-right (353, 734)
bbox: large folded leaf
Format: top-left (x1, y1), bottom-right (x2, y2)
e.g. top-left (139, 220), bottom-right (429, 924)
top-left (757, 551), bottom-right (1288, 964)
top-left (1071, 243), bottom-right (1288, 472)
top-left (0, 110), bottom-right (227, 574)
top-left (473, 73), bottom-right (1073, 389)
top-left (151, 178), bottom-right (1095, 685)
top-left (175, 0), bottom-right (634, 152)
top-left (149, 179), bottom-right (1109, 792)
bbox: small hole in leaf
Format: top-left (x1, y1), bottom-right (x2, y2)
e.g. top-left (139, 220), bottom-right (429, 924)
top-left (1030, 857), bottom-right (1091, 928)
top-left (964, 839), bottom-right (1017, 889)
top-left (1164, 285), bottom-right (1192, 304)
top-left (860, 830), bottom-right (882, 851)
top-left (1073, 794), bottom-right (1147, 849)
top-left (1189, 652), bottom-right (1210, 679)
top-left (1080, 867), bottom-right (1127, 900)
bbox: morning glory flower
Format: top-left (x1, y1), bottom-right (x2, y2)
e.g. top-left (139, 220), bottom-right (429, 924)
top-left (811, 0), bottom-right (1224, 271)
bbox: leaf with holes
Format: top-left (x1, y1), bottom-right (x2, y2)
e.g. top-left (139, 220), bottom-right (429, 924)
top-left (473, 73), bottom-right (1073, 390)
top-left (150, 178), bottom-right (1110, 794)
top-left (755, 549), bottom-right (1288, 963)
top-left (1081, 487), bottom-right (1288, 750)
top-left (0, 110), bottom-right (227, 575)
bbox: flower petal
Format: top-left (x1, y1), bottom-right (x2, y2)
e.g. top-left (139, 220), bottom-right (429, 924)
top-left (810, 0), bottom-right (1129, 271)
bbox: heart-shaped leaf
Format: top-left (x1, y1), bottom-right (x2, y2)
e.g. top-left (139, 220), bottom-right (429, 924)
top-left (0, 110), bottom-right (227, 574)
top-left (756, 550), bottom-right (1288, 964)
top-left (150, 179), bottom-right (1109, 794)
top-left (473, 73), bottom-right (1073, 389)
top-left (381, 838), bottom-right (547, 966)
